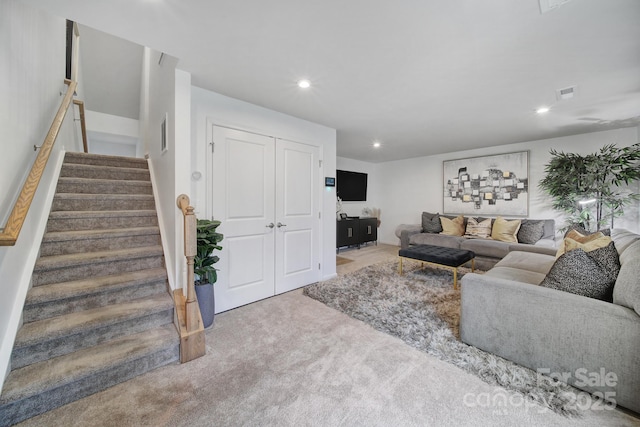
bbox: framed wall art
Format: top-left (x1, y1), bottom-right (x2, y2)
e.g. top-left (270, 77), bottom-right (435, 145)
top-left (443, 151), bottom-right (529, 216)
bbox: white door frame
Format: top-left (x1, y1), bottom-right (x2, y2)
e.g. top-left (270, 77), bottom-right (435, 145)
top-left (205, 119), bottom-right (324, 311)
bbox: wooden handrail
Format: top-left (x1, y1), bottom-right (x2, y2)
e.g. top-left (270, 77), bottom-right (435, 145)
top-left (0, 80), bottom-right (78, 246)
top-left (174, 194), bottom-right (205, 362)
top-left (73, 99), bottom-right (88, 153)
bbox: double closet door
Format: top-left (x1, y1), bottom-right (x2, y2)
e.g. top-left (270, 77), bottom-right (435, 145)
top-left (210, 125), bottom-right (321, 313)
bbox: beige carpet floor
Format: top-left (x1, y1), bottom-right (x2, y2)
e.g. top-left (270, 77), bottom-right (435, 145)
top-left (16, 245), bottom-right (640, 426)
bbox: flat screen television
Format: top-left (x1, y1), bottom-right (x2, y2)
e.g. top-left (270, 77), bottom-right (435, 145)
top-left (337, 170), bottom-right (367, 201)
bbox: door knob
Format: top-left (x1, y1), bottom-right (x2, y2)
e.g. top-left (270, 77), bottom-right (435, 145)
top-left (266, 223), bottom-right (275, 228)
top-left (277, 222), bottom-right (287, 228)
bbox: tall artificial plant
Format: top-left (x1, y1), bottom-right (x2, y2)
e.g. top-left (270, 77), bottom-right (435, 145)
top-left (194, 219), bottom-right (223, 286)
top-left (539, 143), bottom-right (640, 231)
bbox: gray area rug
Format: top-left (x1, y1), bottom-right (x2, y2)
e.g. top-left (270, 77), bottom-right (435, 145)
top-left (304, 260), bottom-right (579, 416)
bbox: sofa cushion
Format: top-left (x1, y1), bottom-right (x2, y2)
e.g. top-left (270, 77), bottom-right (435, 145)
top-left (493, 250), bottom-right (556, 275)
top-left (613, 239), bottom-right (640, 316)
top-left (517, 220), bottom-right (545, 244)
top-left (491, 217), bottom-right (521, 243)
top-left (410, 233), bottom-right (463, 249)
top-left (421, 211), bottom-right (443, 234)
top-left (540, 244), bottom-right (619, 301)
top-left (540, 219), bottom-right (556, 241)
top-left (485, 266), bottom-right (547, 285)
top-left (508, 242), bottom-right (557, 256)
top-left (612, 228), bottom-right (640, 254)
top-left (460, 238), bottom-right (510, 259)
top-left (395, 224), bottom-right (422, 239)
top-left (464, 217), bottom-right (492, 239)
top-left (440, 214), bottom-right (465, 236)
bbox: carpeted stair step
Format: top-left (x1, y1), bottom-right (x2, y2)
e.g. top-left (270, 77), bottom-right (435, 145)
top-left (63, 152), bottom-right (148, 169)
top-left (60, 163), bottom-right (150, 181)
top-left (56, 177), bottom-right (153, 195)
top-left (32, 246), bottom-right (164, 287)
top-left (0, 324), bottom-right (179, 427)
top-left (11, 293), bottom-right (174, 369)
top-left (52, 193), bottom-right (156, 211)
top-left (0, 152), bottom-right (179, 425)
top-left (39, 227), bottom-right (161, 257)
top-left (46, 210), bottom-right (158, 232)
top-left (23, 268), bottom-right (169, 323)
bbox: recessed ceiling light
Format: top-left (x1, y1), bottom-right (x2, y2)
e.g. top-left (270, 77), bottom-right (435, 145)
top-left (297, 79), bottom-right (311, 89)
top-left (536, 106), bottom-right (550, 114)
top-left (373, 141), bottom-right (381, 148)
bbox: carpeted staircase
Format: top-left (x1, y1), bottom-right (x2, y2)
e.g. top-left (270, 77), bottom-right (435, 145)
top-left (0, 152), bottom-right (179, 426)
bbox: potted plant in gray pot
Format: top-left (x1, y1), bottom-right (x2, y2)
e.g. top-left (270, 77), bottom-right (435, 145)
top-left (194, 219), bottom-right (223, 328)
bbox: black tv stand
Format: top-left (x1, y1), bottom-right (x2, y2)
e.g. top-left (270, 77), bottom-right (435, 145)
top-left (336, 217), bottom-right (377, 252)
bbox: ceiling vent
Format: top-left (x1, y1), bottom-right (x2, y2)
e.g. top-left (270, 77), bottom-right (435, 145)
top-left (539, 0), bottom-right (573, 14)
top-left (556, 85), bottom-right (578, 101)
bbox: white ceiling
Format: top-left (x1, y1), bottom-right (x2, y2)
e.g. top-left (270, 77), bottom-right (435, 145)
top-left (25, 0), bottom-right (640, 162)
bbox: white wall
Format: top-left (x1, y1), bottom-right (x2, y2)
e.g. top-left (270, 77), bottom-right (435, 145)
top-left (191, 87), bottom-right (338, 281)
top-left (84, 111), bottom-right (139, 156)
top-left (376, 127), bottom-right (640, 245)
top-left (85, 110), bottom-right (139, 138)
top-left (172, 69), bottom-right (192, 291)
top-left (87, 136), bottom-right (137, 157)
top-left (141, 48), bottom-right (182, 290)
top-left (336, 157), bottom-right (381, 219)
top-left (0, 1), bottom-right (82, 390)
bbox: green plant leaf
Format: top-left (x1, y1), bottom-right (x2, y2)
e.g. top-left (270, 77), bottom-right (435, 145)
top-left (192, 218), bottom-right (224, 285)
top-left (539, 143), bottom-right (640, 230)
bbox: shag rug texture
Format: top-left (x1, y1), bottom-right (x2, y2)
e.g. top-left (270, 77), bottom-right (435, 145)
top-left (303, 260), bottom-right (580, 416)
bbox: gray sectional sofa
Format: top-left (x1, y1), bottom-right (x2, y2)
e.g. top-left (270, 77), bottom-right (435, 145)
top-left (395, 216), bottom-right (557, 270)
top-left (460, 229), bottom-right (640, 413)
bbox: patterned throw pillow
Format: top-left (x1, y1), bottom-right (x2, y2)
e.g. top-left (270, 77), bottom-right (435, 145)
top-left (540, 242), bottom-right (620, 301)
top-left (421, 211), bottom-right (442, 234)
top-left (564, 224), bottom-right (611, 237)
top-left (565, 229), bottom-right (605, 243)
top-left (517, 220), bottom-right (545, 244)
top-left (563, 224), bottom-right (590, 237)
top-left (564, 235), bottom-right (612, 253)
top-left (556, 230), bottom-right (610, 257)
top-left (589, 242), bottom-right (621, 285)
top-left (440, 214), bottom-right (465, 236)
top-left (491, 217), bottom-right (521, 243)
top-left (464, 217), bottom-right (492, 239)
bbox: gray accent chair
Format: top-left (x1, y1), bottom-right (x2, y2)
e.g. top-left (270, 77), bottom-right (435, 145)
top-left (460, 229), bottom-right (640, 414)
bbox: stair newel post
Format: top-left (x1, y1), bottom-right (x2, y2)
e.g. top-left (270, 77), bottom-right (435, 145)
top-left (175, 194), bottom-right (205, 362)
top-left (183, 205), bottom-right (200, 331)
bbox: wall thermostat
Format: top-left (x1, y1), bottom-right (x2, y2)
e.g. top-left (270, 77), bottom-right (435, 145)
top-left (325, 177), bottom-right (335, 187)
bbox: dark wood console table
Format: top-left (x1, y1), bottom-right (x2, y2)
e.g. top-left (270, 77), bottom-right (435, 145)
top-left (337, 217), bottom-right (377, 252)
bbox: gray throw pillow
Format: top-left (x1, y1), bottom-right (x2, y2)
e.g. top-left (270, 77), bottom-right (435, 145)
top-left (540, 243), bottom-right (619, 301)
top-left (421, 211), bottom-right (442, 234)
top-left (517, 220), bottom-right (545, 244)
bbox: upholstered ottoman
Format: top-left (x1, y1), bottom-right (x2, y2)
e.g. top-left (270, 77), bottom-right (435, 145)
top-left (398, 244), bottom-right (475, 289)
